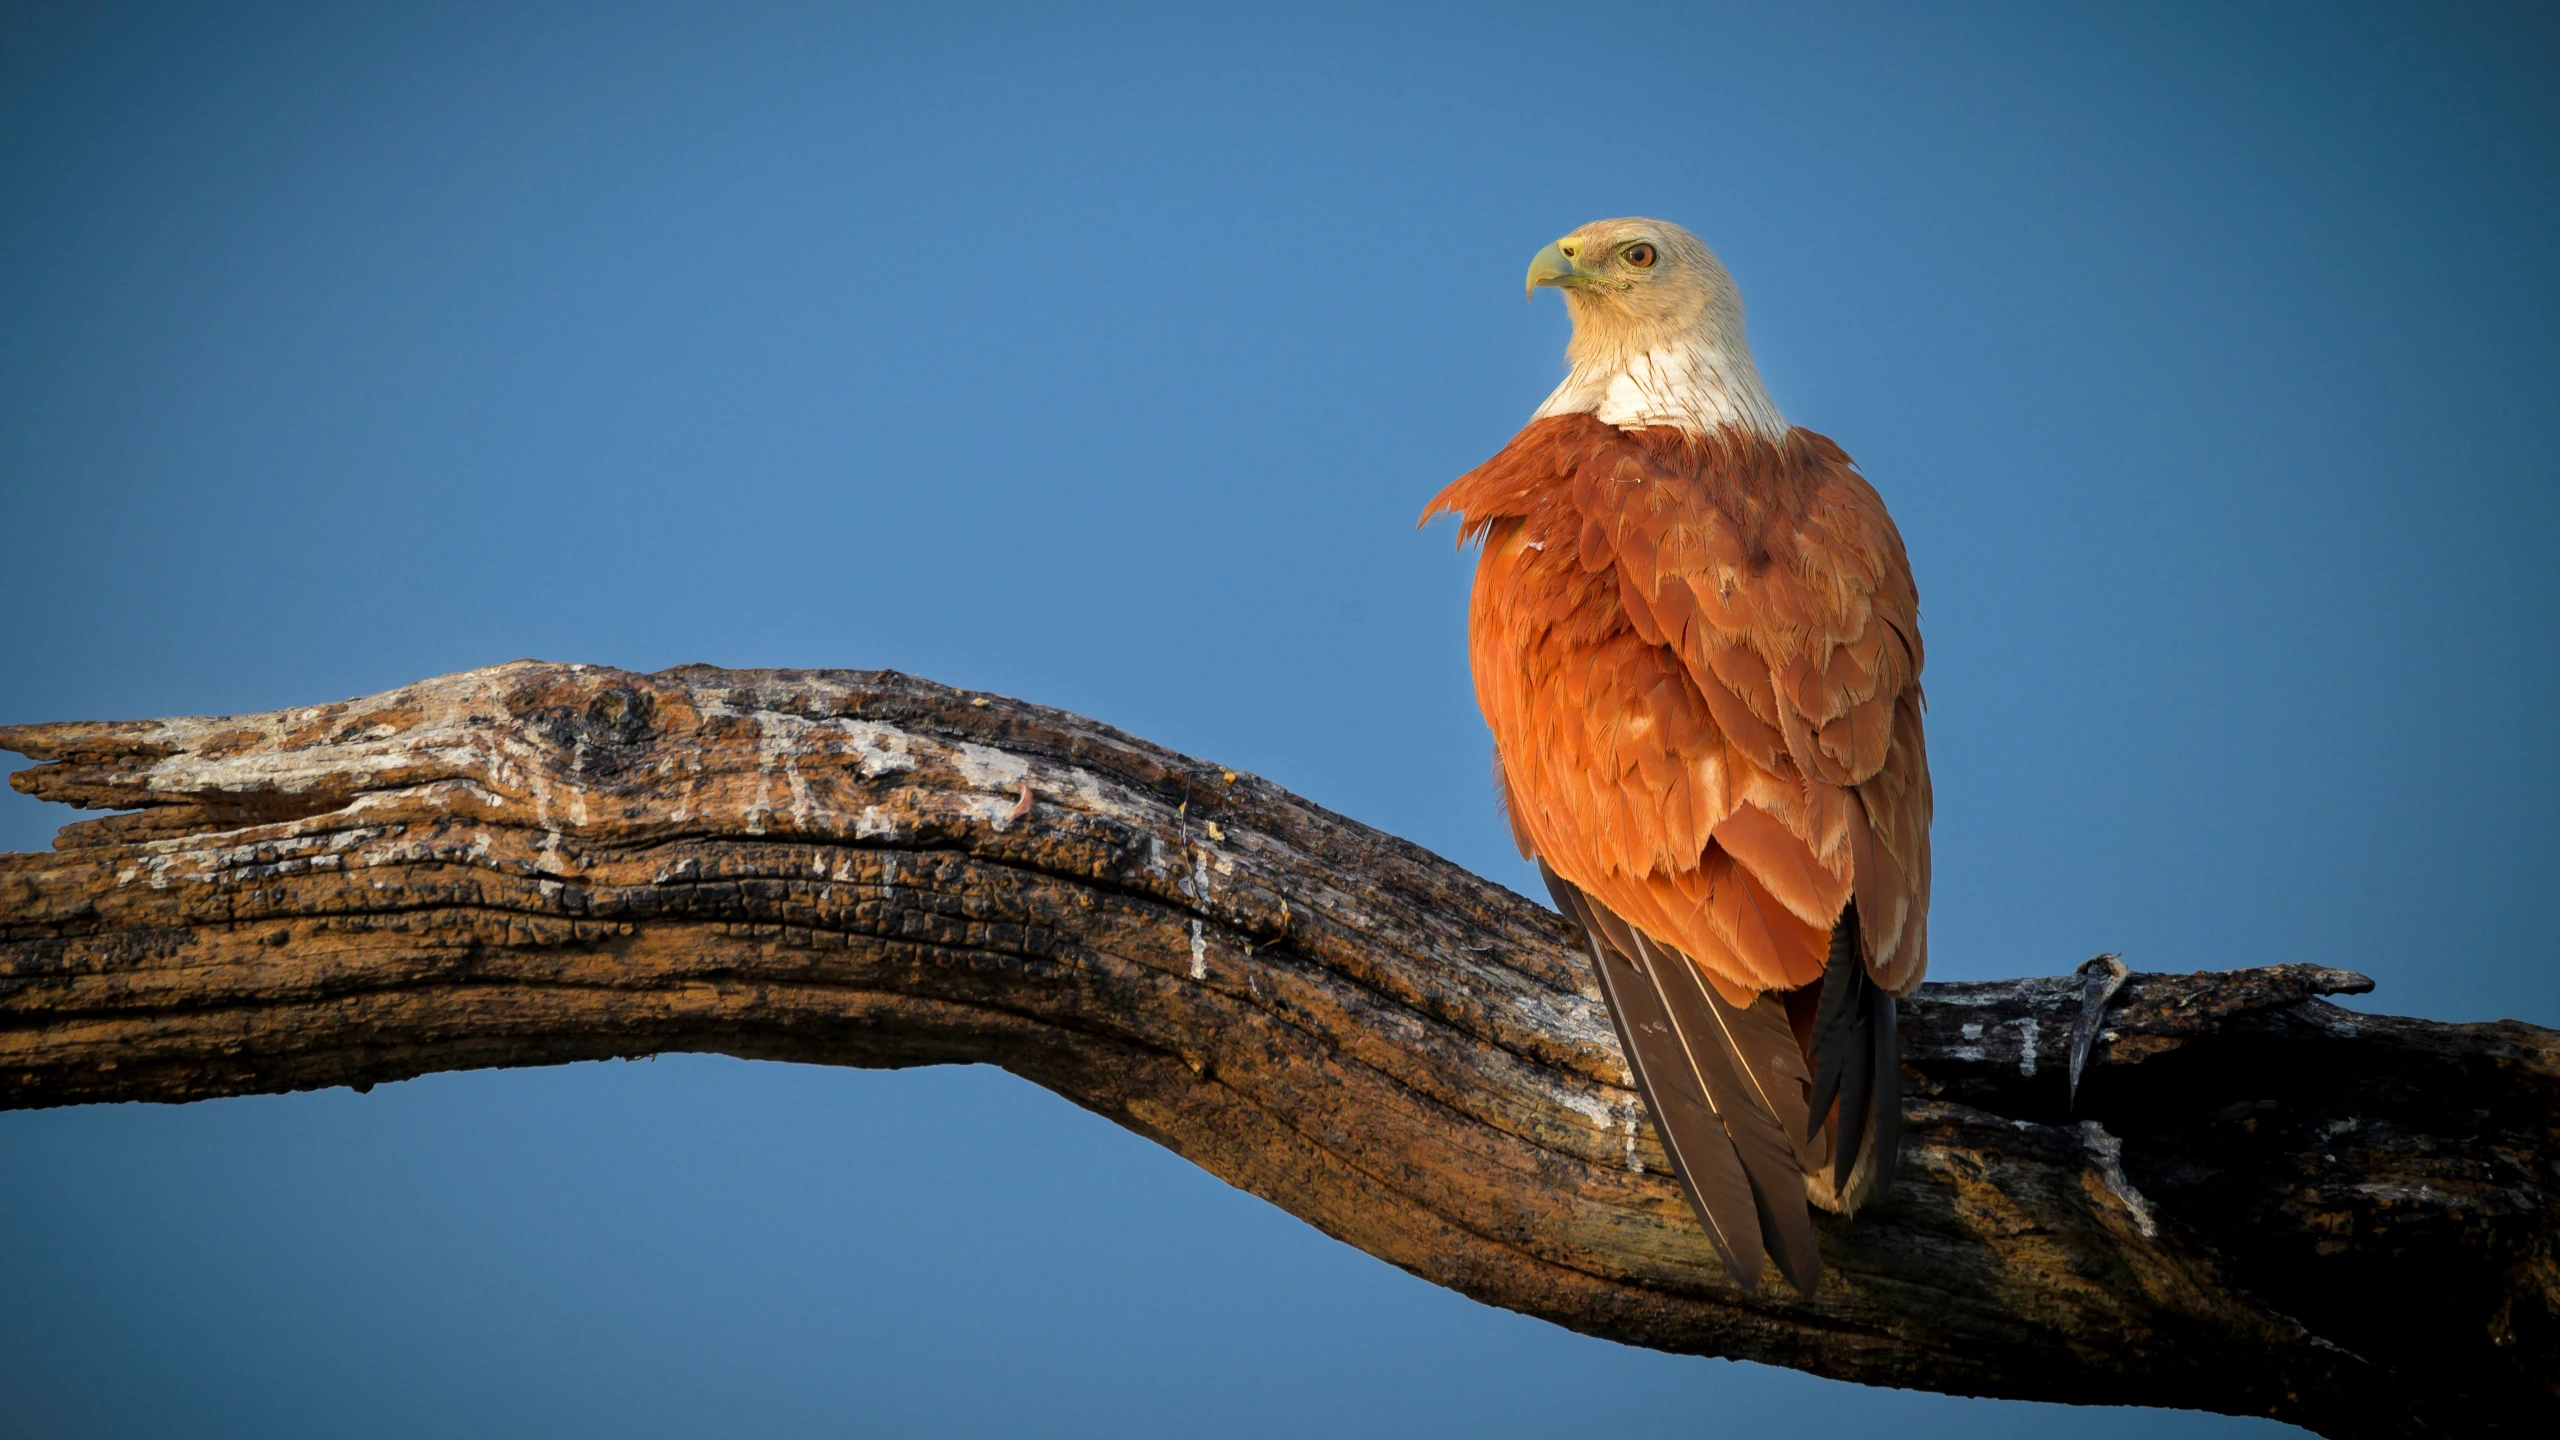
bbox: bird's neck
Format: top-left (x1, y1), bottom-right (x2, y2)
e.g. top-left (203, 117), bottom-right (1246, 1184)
top-left (1530, 331), bottom-right (1788, 440)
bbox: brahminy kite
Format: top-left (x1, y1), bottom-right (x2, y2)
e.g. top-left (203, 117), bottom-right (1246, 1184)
top-left (1423, 219), bottom-right (1930, 1295)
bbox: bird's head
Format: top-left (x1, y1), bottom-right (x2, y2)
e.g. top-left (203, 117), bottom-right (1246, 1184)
top-left (1527, 217), bottom-right (1746, 367)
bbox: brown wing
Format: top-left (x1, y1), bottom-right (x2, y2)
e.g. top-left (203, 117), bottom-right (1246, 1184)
top-left (1429, 413), bottom-right (1931, 1287)
top-left (1425, 414), bottom-right (1931, 996)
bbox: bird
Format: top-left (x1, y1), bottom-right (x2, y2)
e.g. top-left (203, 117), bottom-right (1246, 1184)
top-left (1421, 218), bottom-right (1930, 1296)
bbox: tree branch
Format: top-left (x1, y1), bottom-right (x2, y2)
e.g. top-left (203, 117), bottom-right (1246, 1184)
top-left (3, 662), bottom-right (2550, 1436)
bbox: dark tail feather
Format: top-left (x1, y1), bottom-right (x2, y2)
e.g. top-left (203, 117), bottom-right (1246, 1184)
top-left (1803, 899), bottom-right (1903, 1200)
top-left (1634, 931), bottom-right (1823, 1296)
top-left (1541, 863), bottom-right (1824, 1296)
top-left (1802, 896), bottom-right (1863, 1122)
top-left (1868, 976), bottom-right (1902, 1195)
top-left (1541, 865), bottom-right (1766, 1289)
top-left (1807, 902), bottom-right (1874, 1194)
top-left (1806, 899), bottom-right (1862, 1127)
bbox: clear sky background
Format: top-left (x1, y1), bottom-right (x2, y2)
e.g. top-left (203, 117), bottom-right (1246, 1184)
top-left (2, 2), bottom-right (2554, 1436)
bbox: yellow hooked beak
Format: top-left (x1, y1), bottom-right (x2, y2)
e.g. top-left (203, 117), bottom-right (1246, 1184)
top-left (1515, 240), bottom-right (1576, 299)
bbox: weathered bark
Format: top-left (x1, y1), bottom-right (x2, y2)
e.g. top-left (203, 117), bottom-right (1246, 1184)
top-left (1, 662), bottom-right (2550, 1436)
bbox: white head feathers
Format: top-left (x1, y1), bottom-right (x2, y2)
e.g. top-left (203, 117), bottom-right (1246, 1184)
top-left (1525, 217), bottom-right (1788, 440)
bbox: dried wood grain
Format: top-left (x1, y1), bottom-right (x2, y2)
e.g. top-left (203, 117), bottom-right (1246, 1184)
top-left (3, 662), bottom-right (2551, 1437)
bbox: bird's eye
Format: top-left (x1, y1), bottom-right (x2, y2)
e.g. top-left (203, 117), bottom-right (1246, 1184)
top-left (1624, 243), bottom-right (1657, 268)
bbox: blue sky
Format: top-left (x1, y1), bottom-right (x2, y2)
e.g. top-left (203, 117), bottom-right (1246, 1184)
top-left (2, 3), bottom-right (2553, 1436)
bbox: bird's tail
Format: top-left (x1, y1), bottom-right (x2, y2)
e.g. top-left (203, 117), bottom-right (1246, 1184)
top-left (1543, 864), bottom-right (1901, 1295)
top-left (1804, 898), bottom-right (1901, 1214)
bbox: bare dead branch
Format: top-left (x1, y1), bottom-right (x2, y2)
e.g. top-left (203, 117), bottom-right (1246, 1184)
top-left (2, 662), bottom-right (2550, 1437)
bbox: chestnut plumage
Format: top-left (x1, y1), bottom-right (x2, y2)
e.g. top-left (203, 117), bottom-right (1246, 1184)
top-left (1426, 219), bottom-right (1931, 1294)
